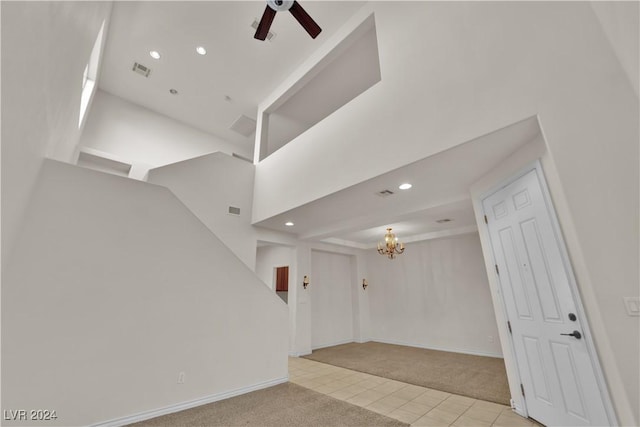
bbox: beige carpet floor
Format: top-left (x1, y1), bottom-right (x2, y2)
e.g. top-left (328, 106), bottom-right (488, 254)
top-left (128, 382), bottom-right (408, 427)
top-left (303, 342), bottom-right (510, 406)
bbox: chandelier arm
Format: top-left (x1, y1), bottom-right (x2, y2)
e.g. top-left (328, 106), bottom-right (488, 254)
top-left (377, 227), bottom-right (405, 259)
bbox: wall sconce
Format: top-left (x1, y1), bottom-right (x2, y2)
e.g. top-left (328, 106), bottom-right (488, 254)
top-left (303, 275), bottom-right (310, 289)
top-left (362, 279), bottom-right (368, 290)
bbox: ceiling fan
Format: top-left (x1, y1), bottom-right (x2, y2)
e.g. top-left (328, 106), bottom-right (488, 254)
top-left (254, 0), bottom-right (322, 41)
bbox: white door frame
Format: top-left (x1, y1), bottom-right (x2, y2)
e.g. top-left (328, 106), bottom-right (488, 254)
top-left (470, 160), bottom-right (617, 425)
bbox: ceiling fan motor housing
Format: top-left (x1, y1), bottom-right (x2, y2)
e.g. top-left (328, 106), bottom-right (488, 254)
top-left (255, 0), bottom-right (321, 41)
top-left (267, 0), bottom-right (294, 12)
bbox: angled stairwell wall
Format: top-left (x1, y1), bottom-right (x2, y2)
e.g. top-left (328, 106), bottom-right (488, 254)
top-left (1, 160), bottom-right (288, 427)
top-left (147, 152), bottom-right (257, 270)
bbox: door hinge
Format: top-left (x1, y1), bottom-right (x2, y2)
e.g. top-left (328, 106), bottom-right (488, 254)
top-left (484, 215), bottom-right (488, 224)
top-left (521, 383), bottom-right (525, 397)
top-left (495, 264), bottom-right (500, 275)
top-left (507, 321), bottom-right (512, 334)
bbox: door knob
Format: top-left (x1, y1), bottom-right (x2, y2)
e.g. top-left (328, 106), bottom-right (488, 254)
top-left (560, 330), bottom-right (582, 339)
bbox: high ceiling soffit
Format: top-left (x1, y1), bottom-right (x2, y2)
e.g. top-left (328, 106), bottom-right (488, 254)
top-left (254, 116), bottom-right (543, 246)
top-left (99, 1), bottom-right (366, 148)
top-left (99, 4), bottom-right (545, 247)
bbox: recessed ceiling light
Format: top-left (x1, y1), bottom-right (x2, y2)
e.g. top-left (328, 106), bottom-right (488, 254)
top-left (196, 46), bottom-right (207, 55)
top-left (399, 183), bottom-right (412, 190)
top-left (149, 50), bottom-right (161, 60)
top-left (169, 88), bottom-right (178, 95)
top-left (285, 221), bottom-right (294, 227)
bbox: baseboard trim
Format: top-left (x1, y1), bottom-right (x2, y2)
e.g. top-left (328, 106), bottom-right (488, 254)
top-left (311, 338), bottom-right (354, 351)
top-left (294, 339), bottom-right (502, 359)
top-left (92, 376), bottom-right (289, 427)
top-left (289, 351), bottom-right (312, 357)
top-left (372, 338), bottom-right (504, 359)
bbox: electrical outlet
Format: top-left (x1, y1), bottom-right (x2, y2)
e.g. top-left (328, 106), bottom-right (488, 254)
top-left (488, 335), bottom-right (494, 343)
top-left (177, 372), bottom-right (185, 384)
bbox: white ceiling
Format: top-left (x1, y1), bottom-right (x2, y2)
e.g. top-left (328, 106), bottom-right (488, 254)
top-left (98, 2), bottom-right (543, 248)
top-left (253, 116), bottom-right (542, 246)
top-left (99, 1), bottom-right (365, 147)
top-left (336, 199), bottom-right (478, 246)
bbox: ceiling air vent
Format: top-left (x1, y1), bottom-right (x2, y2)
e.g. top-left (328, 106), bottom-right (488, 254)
top-left (228, 206), bottom-right (241, 216)
top-left (230, 115), bottom-right (257, 137)
top-left (376, 189), bottom-right (395, 197)
top-left (132, 62), bottom-right (151, 77)
top-left (251, 19), bottom-right (276, 41)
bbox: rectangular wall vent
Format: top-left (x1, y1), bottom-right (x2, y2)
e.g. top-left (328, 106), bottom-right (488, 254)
top-left (230, 115), bottom-right (257, 137)
top-left (376, 189), bottom-right (394, 197)
top-left (132, 62), bottom-right (151, 77)
top-left (228, 206), bottom-right (241, 216)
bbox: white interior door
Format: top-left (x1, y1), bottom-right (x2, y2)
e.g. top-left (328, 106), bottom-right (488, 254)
top-left (482, 168), bottom-right (610, 426)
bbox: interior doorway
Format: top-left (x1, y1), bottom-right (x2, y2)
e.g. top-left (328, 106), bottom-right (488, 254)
top-left (310, 250), bottom-right (356, 349)
top-left (274, 266), bottom-right (289, 304)
top-left (476, 162), bottom-right (616, 426)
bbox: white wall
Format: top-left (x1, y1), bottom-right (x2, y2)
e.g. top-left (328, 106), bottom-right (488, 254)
top-left (1, 1), bottom-right (112, 264)
top-left (264, 24), bottom-right (381, 158)
top-left (366, 233), bottom-right (502, 357)
top-left (310, 250), bottom-right (355, 349)
top-left (266, 113), bottom-right (309, 157)
top-left (591, 1), bottom-right (640, 98)
top-left (255, 245), bottom-right (294, 290)
top-left (1, 160), bottom-right (288, 427)
top-left (252, 3), bottom-right (638, 423)
top-left (79, 90), bottom-right (252, 177)
top-left (147, 152), bottom-right (257, 269)
top-left (269, 240), bottom-right (368, 356)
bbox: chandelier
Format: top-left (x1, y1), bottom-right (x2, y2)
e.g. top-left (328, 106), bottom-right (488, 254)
top-left (377, 228), bottom-right (405, 259)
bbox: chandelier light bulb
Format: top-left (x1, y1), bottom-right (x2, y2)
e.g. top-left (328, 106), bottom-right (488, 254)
top-left (377, 228), bottom-right (405, 259)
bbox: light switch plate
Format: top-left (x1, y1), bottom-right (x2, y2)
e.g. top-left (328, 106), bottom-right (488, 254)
top-left (623, 297), bottom-right (640, 316)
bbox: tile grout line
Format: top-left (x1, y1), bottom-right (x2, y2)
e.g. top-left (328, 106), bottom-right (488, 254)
top-left (289, 357), bottom-right (533, 427)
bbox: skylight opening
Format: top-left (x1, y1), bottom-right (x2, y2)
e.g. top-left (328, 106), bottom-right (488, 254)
top-left (78, 20), bottom-right (106, 128)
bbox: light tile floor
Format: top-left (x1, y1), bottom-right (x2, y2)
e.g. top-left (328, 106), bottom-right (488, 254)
top-left (289, 357), bottom-right (540, 427)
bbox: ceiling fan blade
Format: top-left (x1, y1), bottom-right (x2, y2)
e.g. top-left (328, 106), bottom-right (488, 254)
top-left (254, 5), bottom-right (277, 40)
top-left (289, 1), bottom-right (321, 39)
